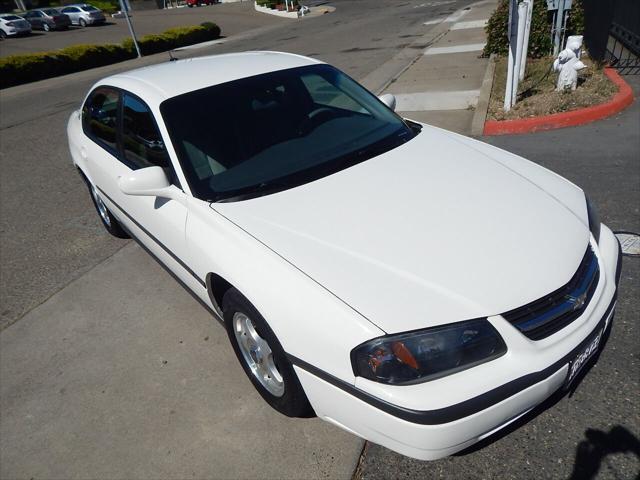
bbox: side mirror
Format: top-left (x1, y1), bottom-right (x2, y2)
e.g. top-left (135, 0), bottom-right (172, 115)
top-left (118, 166), bottom-right (183, 203)
top-left (379, 93), bottom-right (396, 111)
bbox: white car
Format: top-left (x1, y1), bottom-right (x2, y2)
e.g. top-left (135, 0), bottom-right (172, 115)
top-left (0, 13), bottom-right (32, 38)
top-left (67, 52), bottom-right (621, 461)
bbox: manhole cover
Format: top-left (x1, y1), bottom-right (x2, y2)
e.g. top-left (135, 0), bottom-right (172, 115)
top-left (615, 231), bottom-right (640, 256)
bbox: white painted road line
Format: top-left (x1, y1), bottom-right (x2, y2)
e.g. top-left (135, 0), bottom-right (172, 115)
top-left (424, 42), bottom-right (486, 55)
top-left (443, 8), bottom-right (470, 23)
top-left (450, 19), bottom-right (489, 30)
top-left (423, 18), bottom-right (444, 25)
top-left (393, 90), bottom-right (481, 111)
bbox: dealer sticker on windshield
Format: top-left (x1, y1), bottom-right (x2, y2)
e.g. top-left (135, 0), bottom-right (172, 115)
top-left (565, 328), bottom-right (603, 388)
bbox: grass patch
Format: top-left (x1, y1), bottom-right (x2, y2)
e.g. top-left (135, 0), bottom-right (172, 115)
top-left (488, 56), bottom-right (617, 121)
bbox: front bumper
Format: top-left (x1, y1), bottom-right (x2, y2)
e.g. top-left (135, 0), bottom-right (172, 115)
top-left (294, 224), bottom-right (621, 460)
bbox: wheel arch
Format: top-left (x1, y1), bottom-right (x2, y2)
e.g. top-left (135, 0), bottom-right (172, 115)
top-left (206, 272), bottom-right (234, 317)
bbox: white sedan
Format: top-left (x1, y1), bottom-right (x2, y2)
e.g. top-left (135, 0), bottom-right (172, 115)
top-left (0, 14), bottom-right (31, 38)
top-left (67, 52), bottom-right (621, 461)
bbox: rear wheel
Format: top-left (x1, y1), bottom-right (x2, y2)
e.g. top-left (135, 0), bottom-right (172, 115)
top-left (222, 288), bottom-right (314, 418)
top-left (79, 18), bottom-right (87, 27)
top-left (0, 29), bottom-right (7, 39)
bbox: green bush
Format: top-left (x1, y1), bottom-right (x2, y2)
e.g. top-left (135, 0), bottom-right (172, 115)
top-left (89, 0), bottom-right (120, 13)
top-left (256, 0), bottom-right (276, 8)
top-left (1, 23), bottom-right (221, 89)
top-left (483, 0), bottom-right (585, 58)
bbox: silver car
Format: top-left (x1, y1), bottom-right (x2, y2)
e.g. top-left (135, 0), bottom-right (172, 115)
top-left (60, 4), bottom-right (105, 27)
top-left (0, 14), bottom-right (32, 38)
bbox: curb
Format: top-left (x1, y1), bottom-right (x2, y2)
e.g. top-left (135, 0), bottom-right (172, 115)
top-left (471, 53), bottom-right (496, 136)
top-left (483, 68), bottom-right (635, 136)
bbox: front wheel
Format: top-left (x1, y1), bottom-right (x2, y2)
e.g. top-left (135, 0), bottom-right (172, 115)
top-left (0, 29), bottom-right (7, 39)
top-left (43, 23), bottom-right (50, 32)
top-left (81, 174), bottom-right (129, 239)
top-left (223, 288), bottom-right (314, 418)
top-left (79, 18), bottom-right (87, 27)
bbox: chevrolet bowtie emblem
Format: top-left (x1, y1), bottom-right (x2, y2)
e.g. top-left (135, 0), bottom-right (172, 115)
top-left (567, 292), bottom-right (588, 311)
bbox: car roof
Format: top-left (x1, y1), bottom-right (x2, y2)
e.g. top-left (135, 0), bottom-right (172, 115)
top-left (97, 51), bottom-right (323, 106)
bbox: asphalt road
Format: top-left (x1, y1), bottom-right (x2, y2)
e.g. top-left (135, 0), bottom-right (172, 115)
top-left (1, 1), bottom-right (638, 478)
top-left (358, 76), bottom-right (640, 480)
top-left (0, 0), bottom-right (474, 331)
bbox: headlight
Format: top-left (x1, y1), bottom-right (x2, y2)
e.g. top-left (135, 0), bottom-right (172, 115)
top-left (586, 197), bottom-right (601, 244)
top-left (351, 319), bottom-right (507, 385)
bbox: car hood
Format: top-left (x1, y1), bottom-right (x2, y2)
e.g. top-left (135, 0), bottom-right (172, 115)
top-left (212, 127), bottom-right (589, 333)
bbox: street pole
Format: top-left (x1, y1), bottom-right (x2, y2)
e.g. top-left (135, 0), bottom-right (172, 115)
top-left (120, 0), bottom-right (142, 58)
top-left (512, 0), bottom-right (528, 105)
top-left (553, 0), bottom-right (565, 56)
top-left (519, 0), bottom-right (534, 81)
top-left (504, 0), bottom-right (518, 111)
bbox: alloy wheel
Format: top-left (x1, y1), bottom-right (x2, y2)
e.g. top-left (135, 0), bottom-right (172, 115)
top-left (233, 312), bottom-right (284, 397)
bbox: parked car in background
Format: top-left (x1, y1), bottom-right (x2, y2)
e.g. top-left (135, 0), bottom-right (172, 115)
top-left (67, 52), bottom-right (621, 462)
top-left (0, 13), bottom-right (31, 38)
top-left (23, 9), bottom-right (70, 31)
top-left (60, 4), bottom-right (105, 27)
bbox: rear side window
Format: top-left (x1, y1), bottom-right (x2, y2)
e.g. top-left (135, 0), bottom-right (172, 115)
top-left (122, 93), bottom-right (171, 169)
top-left (63, 7), bottom-right (79, 12)
top-left (83, 87), bottom-right (119, 152)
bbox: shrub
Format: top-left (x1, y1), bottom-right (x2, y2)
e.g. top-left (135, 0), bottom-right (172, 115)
top-left (483, 0), bottom-right (585, 58)
top-left (483, 0), bottom-right (552, 58)
top-left (256, 0), bottom-right (276, 8)
top-left (1, 23), bottom-right (221, 89)
top-left (89, 0), bottom-right (120, 13)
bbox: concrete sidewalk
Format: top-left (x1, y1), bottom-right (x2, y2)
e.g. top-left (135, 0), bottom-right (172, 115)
top-left (382, 0), bottom-right (497, 135)
top-left (0, 243), bottom-right (363, 479)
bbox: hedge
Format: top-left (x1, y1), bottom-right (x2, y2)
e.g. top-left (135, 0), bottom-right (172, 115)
top-left (0, 22), bottom-right (221, 89)
top-left (483, 0), bottom-right (585, 58)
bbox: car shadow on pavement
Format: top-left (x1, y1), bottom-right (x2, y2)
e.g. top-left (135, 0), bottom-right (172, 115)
top-left (568, 425), bottom-right (640, 480)
top-left (455, 321), bottom-right (615, 456)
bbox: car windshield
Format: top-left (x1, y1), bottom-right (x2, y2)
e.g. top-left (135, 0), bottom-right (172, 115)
top-left (2, 15), bottom-right (22, 20)
top-left (161, 64), bottom-right (418, 202)
top-left (81, 5), bottom-right (99, 11)
top-left (42, 9), bottom-right (59, 15)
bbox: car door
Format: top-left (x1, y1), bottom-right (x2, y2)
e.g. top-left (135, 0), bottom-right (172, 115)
top-left (61, 7), bottom-right (78, 24)
top-left (23, 12), bottom-right (37, 28)
top-left (81, 87), bottom-right (194, 287)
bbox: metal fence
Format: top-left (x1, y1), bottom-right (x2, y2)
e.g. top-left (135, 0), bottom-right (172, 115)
top-left (583, 0), bottom-right (639, 74)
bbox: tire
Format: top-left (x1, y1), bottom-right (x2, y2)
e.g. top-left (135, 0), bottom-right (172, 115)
top-left (0, 29), bottom-right (7, 39)
top-left (79, 18), bottom-right (87, 27)
top-left (43, 23), bottom-right (50, 32)
top-left (222, 288), bottom-right (314, 418)
top-left (80, 173), bottom-right (130, 239)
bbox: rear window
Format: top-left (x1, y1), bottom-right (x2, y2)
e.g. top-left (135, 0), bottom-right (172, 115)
top-left (42, 9), bottom-right (60, 15)
top-left (81, 5), bottom-right (99, 11)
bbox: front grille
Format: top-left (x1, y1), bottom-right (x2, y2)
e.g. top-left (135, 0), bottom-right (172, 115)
top-left (502, 246), bottom-right (600, 340)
